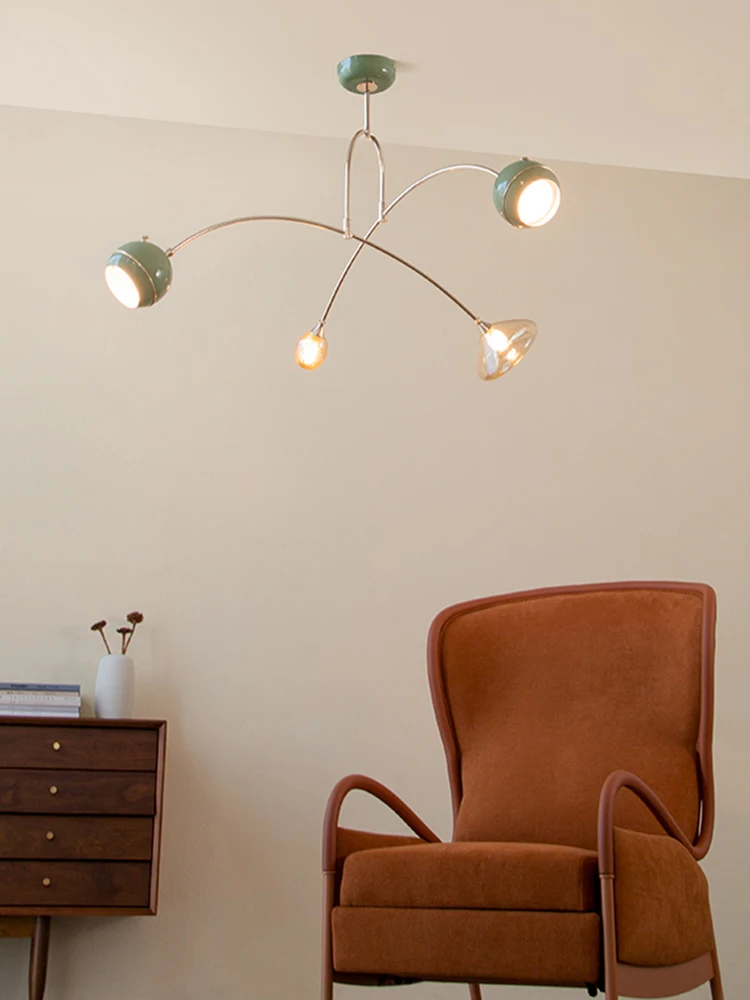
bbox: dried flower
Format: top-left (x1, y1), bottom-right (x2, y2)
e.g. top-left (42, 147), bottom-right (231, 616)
top-left (92, 612), bottom-right (144, 656)
top-left (116, 626), bottom-right (133, 654)
top-left (123, 611), bottom-right (144, 653)
top-left (90, 620), bottom-right (112, 655)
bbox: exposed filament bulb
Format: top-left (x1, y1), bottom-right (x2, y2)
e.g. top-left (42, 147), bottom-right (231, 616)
top-left (295, 325), bottom-right (328, 370)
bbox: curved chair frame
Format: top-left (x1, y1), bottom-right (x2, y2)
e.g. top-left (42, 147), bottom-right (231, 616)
top-left (597, 771), bottom-right (722, 999)
top-left (322, 775), bottom-right (440, 999)
top-left (323, 581), bottom-right (722, 1000)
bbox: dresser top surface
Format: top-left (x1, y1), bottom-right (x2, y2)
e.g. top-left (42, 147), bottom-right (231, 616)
top-left (0, 719), bottom-right (165, 730)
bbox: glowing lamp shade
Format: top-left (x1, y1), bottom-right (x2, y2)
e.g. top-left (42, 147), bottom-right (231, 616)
top-left (105, 240), bottom-right (173, 308)
top-left (493, 160), bottom-right (561, 229)
top-left (295, 330), bottom-right (328, 370)
top-left (478, 319), bottom-right (537, 380)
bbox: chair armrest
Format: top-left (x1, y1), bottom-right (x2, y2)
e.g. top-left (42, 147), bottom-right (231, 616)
top-left (597, 770), bottom-right (700, 876)
top-left (322, 773), bottom-right (440, 873)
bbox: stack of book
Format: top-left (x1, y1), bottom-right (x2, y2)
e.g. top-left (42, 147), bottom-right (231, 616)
top-left (0, 683), bottom-right (82, 718)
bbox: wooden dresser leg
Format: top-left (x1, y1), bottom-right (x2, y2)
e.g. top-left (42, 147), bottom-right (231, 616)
top-left (29, 917), bottom-right (51, 1000)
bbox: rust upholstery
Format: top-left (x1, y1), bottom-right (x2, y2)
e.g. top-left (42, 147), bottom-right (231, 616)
top-left (335, 828), bottom-right (423, 872)
top-left (613, 828), bottom-right (714, 966)
top-left (333, 909), bottom-right (601, 985)
top-left (341, 841), bottom-right (599, 911)
top-left (441, 588), bottom-right (703, 849)
top-left (325, 582), bottom-right (719, 996)
top-left (334, 828), bottom-right (424, 897)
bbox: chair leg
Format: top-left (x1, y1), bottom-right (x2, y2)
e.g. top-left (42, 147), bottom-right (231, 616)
top-left (709, 947), bottom-right (724, 1000)
top-left (322, 963), bottom-right (333, 1000)
top-left (600, 875), bottom-right (618, 1000)
top-left (322, 873), bottom-right (335, 1000)
top-left (468, 985), bottom-right (482, 1000)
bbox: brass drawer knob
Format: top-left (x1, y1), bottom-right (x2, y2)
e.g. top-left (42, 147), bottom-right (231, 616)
top-left (52, 741), bottom-right (61, 751)
top-left (46, 831), bottom-right (55, 841)
top-left (49, 785), bottom-right (58, 795)
top-left (42, 878), bottom-right (51, 887)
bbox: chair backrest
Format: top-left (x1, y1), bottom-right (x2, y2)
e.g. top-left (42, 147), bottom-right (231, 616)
top-left (427, 582), bottom-right (716, 851)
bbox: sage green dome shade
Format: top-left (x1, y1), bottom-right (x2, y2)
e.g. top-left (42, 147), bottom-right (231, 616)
top-left (493, 160), bottom-right (561, 229)
top-left (105, 240), bottom-right (173, 308)
top-left (337, 54), bottom-right (396, 94)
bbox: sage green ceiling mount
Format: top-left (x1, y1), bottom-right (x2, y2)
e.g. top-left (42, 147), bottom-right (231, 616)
top-left (337, 54), bottom-right (396, 94)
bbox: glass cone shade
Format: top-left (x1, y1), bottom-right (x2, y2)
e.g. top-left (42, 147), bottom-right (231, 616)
top-left (295, 330), bottom-right (328, 370)
top-left (478, 320), bottom-right (537, 380)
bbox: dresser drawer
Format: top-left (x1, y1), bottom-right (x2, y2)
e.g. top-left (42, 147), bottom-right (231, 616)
top-left (0, 770), bottom-right (156, 815)
top-left (0, 860), bottom-right (150, 907)
top-left (0, 726), bottom-right (157, 771)
top-left (0, 816), bottom-right (153, 860)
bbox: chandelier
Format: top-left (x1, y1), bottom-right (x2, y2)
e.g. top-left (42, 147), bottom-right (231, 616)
top-left (105, 55), bottom-right (561, 382)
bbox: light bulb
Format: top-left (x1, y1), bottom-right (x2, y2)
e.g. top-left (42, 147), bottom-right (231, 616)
top-left (516, 178), bottom-right (560, 228)
top-left (105, 240), bottom-right (173, 308)
top-left (295, 330), bottom-right (328, 370)
top-left (485, 328), bottom-right (509, 352)
top-left (105, 264), bottom-right (141, 309)
top-left (493, 160), bottom-right (561, 229)
top-left (478, 320), bottom-right (537, 381)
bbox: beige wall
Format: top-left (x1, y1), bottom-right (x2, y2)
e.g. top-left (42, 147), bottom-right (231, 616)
top-left (0, 104), bottom-right (748, 999)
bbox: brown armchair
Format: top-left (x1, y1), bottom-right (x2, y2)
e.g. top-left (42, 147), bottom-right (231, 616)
top-left (322, 582), bottom-right (723, 1000)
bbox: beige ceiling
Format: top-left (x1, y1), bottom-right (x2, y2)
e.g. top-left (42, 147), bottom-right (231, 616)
top-left (1, 0), bottom-right (748, 179)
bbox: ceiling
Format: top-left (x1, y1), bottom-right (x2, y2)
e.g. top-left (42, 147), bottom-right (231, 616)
top-left (2, 0), bottom-right (749, 179)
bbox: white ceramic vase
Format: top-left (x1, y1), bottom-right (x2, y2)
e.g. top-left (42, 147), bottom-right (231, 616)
top-left (95, 654), bottom-right (135, 719)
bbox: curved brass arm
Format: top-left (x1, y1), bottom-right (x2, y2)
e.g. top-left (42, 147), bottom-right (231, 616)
top-left (322, 773), bottom-right (440, 873)
top-left (597, 770), bottom-right (703, 876)
top-left (167, 215), bottom-right (480, 324)
top-left (320, 164), bottom-right (499, 325)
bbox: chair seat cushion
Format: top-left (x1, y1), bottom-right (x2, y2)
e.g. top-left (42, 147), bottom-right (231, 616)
top-left (340, 840), bottom-right (599, 912)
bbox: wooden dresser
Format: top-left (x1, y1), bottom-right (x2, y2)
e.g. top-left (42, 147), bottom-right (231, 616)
top-left (0, 718), bottom-right (166, 999)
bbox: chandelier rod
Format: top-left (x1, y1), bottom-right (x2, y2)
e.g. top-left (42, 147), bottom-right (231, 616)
top-left (363, 90), bottom-right (371, 135)
top-left (320, 163), bottom-right (499, 326)
top-left (343, 129), bottom-right (386, 238)
top-left (166, 215), bottom-right (480, 323)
